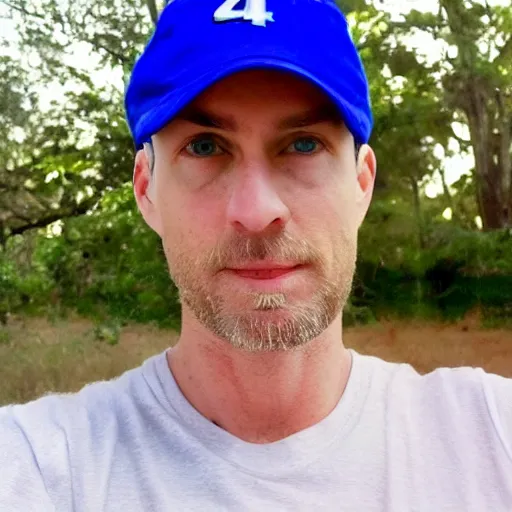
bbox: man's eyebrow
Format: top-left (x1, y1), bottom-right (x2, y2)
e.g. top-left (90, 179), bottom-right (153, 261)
top-left (173, 103), bottom-right (343, 132)
top-left (277, 104), bottom-right (343, 130)
top-left (174, 107), bottom-right (238, 131)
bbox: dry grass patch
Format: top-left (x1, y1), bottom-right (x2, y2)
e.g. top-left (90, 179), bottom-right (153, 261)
top-left (0, 316), bottom-right (176, 406)
top-left (1, 313), bottom-right (511, 406)
top-left (346, 315), bottom-right (512, 377)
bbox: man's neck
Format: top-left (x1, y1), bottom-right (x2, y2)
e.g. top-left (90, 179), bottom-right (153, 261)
top-left (167, 315), bottom-right (352, 444)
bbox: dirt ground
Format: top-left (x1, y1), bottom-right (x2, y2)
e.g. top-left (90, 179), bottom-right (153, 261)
top-left (1, 314), bottom-right (511, 405)
top-left (345, 317), bottom-right (512, 377)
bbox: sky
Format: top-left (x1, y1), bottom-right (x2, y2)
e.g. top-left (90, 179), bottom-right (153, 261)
top-left (2, 0), bottom-right (506, 199)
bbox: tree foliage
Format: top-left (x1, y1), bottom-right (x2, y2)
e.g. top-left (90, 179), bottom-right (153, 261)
top-left (390, 0), bottom-right (512, 230)
top-left (0, 0), bottom-right (511, 326)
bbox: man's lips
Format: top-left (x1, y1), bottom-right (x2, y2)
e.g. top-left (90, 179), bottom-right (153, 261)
top-left (225, 264), bottom-right (302, 280)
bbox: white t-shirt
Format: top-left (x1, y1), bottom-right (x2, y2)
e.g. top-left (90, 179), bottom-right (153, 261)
top-left (1, 349), bottom-right (511, 511)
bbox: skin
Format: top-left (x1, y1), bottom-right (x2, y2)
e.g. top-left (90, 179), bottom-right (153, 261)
top-left (133, 69), bottom-right (377, 443)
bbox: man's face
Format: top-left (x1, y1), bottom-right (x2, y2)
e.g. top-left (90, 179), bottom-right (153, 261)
top-left (134, 70), bottom-right (376, 352)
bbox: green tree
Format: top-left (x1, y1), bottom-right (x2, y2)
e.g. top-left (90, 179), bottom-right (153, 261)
top-left (0, 0), bottom-right (157, 241)
top-left (347, 3), bottom-right (456, 248)
top-left (392, 0), bottom-right (512, 230)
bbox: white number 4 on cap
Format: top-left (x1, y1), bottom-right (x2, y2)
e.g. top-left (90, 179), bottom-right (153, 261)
top-left (214, 0), bottom-right (274, 27)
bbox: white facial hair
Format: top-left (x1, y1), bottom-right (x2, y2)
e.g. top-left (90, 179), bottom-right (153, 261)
top-left (167, 231), bottom-right (356, 352)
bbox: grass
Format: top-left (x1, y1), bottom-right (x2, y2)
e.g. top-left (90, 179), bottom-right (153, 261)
top-left (0, 312), bottom-right (511, 406)
top-left (0, 316), bottom-right (176, 406)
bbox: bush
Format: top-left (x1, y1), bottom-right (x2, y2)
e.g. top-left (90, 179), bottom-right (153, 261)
top-left (356, 223), bottom-right (512, 325)
top-left (4, 189), bottom-right (512, 329)
top-left (3, 185), bottom-right (181, 328)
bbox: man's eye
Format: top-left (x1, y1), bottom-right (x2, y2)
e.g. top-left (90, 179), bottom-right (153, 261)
top-left (185, 137), bottom-right (224, 157)
top-left (286, 137), bottom-right (322, 155)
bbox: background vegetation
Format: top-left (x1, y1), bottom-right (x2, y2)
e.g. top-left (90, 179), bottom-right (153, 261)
top-left (0, 0), bottom-right (511, 332)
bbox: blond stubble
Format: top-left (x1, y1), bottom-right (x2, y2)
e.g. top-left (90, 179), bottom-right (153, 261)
top-left (167, 231), bottom-right (356, 352)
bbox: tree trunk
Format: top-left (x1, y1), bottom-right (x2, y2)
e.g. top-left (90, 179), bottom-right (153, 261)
top-left (438, 168), bottom-right (458, 219)
top-left (438, 167), bottom-right (474, 228)
top-left (464, 80), bottom-right (505, 230)
top-left (440, 0), bottom-right (512, 231)
top-left (410, 176), bottom-right (426, 249)
top-left (497, 89), bottom-right (512, 224)
top-left (146, 0), bottom-right (159, 25)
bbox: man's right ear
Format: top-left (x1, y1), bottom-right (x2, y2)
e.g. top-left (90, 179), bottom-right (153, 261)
top-left (133, 149), bottom-right (162, 236)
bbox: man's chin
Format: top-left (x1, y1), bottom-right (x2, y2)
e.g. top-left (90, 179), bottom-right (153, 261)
top-left (210, 303), bottom-right (338, 352)
top-left (179, 275), bottom-right (349, 351)
top-left (230, 307), bottom-right (297, 326)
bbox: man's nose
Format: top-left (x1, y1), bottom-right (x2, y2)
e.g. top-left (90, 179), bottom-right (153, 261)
top-left (226, 162), bottom-right (291, 235)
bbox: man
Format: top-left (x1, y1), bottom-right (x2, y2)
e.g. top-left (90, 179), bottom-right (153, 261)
top-left (1, 0), bottom-right (511, 510)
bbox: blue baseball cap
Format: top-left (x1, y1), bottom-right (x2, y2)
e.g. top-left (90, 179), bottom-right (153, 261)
top-left (125, 0), bottom-right (373, 150)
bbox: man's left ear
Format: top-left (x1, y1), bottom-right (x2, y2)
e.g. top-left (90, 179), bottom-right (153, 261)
top-left (355, 144), bottom-right (377, 222)
top-left (133, 148), bottom-right (162, 237)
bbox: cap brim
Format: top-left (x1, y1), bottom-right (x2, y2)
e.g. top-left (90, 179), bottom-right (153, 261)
top-left (134, 56), bottom-right (365, 148)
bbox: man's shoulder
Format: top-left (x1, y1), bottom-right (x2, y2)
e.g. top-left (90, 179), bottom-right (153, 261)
top-left (0, 351), bottom-right (163, 441)
top-left (0, 352), bottom-right (167, 509)
top-left (354, 348), bottom-right (511, 393)
top-left (411, 362), bottom-right (512, 464)
top-left (3, 365), bottom-right (127, 417)
top-left (356, 350), bottom-right (512, 461)
top-left (353, 350), bottom-right (510, 422)
top-left (404, 359), bottom-right (512, 412)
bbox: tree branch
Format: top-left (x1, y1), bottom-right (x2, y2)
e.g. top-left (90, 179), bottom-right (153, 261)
top-left (89, 37), bottom-right (129, 65)
top-left (6, 199), bottom-right (97, 238)
top-left (146, 0), bottom-right (159, 26)
top-left (6, 203), bottom-right (32, 223)
top-left (0, 0), bottom-right (45, 20)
